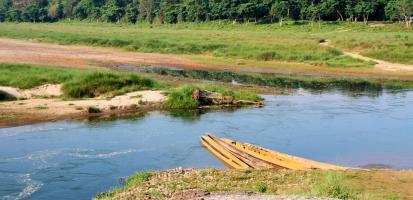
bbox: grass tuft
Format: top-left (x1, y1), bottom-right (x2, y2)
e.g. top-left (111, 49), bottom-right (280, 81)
top-left (256, 183), bottom-right (268, 193)
top-left (310, 171), bottom-right (354, 199)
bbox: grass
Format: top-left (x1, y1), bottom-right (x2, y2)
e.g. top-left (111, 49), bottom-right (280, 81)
top-left (310, 171), bottom-right (354, 199)
top-left (165, 84), bottom-right (263, 109)
top-left (0, 63), bottom-right (81, 89)
top-left (141, 67), bottom-right (413, 92)
top-left (95, 169), bottom-right (413, 200)
top-left (1, 21), bottom-right (410, 67)
top-left (0, 63), bottom-right (165, 98)
top-left (62, 72), bottom-right (163, 98)
top-left (34, 105), bottom-right (48, 110)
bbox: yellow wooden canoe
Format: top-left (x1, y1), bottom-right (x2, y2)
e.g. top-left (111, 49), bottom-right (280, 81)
top-left (200, 134), bottom-right (347, 170)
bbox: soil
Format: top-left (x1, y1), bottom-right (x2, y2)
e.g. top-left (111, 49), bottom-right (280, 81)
top-left (0, 86), bottom-right (166, 127)
top-left (172, 191), bottom-right (338, 200)
top-left (0, 38), bottom-right (199, 69)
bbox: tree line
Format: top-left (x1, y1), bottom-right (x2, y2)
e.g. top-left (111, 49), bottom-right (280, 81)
top-left (0, 0), bottom-right (412, 27)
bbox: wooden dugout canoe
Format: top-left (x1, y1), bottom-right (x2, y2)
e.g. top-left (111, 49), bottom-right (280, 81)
top-left (200, 134), bottom-right (347, 170)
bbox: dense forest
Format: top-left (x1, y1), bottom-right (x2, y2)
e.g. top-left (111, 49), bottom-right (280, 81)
top-left (0, 0), bottom-right (412, 27)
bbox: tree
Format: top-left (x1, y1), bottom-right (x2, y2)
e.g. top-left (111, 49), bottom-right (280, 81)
top-left (0, 0), bottom-right (13, 21)
top-left (63, 0), bottom-right (78, 19)
top-left (73, 0), bottom-right (93, 19)
top-left (184, 0), bottom-right (209, 22)
top-left (270, 1), bottom-right (288, 26)
top-left (6, 8), bottom-right (21, 21)
top-left (124, 0), bottom-right (139, 23)
top-left (319, 0), bottom-right (345, 21)
top-left (139, 0), bottom-right (157, 23)
top-left (101, 0), bottom-right (124, 22)
top-left (386, 0), bottom-right (413, 27)
top-left (48, 0), bottom-right (64, 20)
top-left (237, 2), bottom-right (255, 23)
top-left (355, 0), bottom-right (376, 24)
top-left (159, 0), bottom-right (181, 23)
top-left (302, 2), bottom-right (321, 26)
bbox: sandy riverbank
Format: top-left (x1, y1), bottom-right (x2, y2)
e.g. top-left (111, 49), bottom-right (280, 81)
top-left (0, 84), bottom-right (167, 127)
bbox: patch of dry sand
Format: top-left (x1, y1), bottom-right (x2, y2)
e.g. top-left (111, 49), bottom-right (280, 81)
top-left (0, 84), bottom-right (63, 98)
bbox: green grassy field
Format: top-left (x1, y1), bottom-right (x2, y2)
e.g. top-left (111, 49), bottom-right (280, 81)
top-left (0, 21), bottom-right (411, 67)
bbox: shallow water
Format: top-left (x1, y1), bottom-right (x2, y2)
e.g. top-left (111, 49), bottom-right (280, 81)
top-left (1, 90), bottom-right (413, 200)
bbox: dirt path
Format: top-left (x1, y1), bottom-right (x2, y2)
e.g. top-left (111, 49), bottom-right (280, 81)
top-left (320, 40), bottom-right (413, 72)
top-left (0, 38), bottom-right (199, 69)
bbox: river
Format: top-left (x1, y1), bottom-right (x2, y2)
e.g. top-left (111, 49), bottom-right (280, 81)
top-left (1, 89), bottom-right (413, 200)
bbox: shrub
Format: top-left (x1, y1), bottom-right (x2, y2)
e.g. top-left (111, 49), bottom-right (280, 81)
top-left (165, 85), bottom-right (200, 109)
top-left (256, 183), bottom-right (268, 193)
top-left (310, 171), bottom-right (354, 199)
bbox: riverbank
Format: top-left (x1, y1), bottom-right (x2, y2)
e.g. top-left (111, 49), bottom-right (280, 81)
top-left (0, 63), bottom-right (263, 127)
top-left (95, 168), bottom-right (413, 200)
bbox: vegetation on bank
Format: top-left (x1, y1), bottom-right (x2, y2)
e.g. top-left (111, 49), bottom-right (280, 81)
top-left (95, 169), bottom-right (413, 200)
top-left (142, 67), bottom-right (413, 92)
top-left (0, 22), bottom-right (412, 66)
top-left (0, 0), bottom-right (412, 29)
top-left (62, 72), bottom-right (162, 98)
top-left (165, 85), bottom-right (263, 109)
top-left (0, 63), bottom-right (164, 98)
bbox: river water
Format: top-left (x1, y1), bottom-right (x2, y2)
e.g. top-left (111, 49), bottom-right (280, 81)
top-left (1, 89), bottom-right (413, 200)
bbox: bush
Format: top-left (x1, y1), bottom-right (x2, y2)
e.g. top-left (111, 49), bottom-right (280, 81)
top-left (256, 183), bottom-right (268, 193)
top-left (165, 85), bottom-right (262, 109)
top-left (311, 171), bottom-right (354, 199)
top-left (165, 85), bottom-right (200, 109)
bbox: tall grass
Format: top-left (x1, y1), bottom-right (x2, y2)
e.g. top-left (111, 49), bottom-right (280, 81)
top-left (0, 63), bottom-right (164, 98)
top-left (0, 63), bottom-right (80, 89)
top-left (62, 72), bottom-right (163, 98)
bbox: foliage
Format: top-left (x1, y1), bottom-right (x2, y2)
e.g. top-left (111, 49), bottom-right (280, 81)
top-left (165, 84), bottom-right (262, 109)
top-left (0, 63), bottom-right (78, 89)
top-left (310, 171), bottom-right (354, 199)
top-left (1, 0), bottom-right (412, 26)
